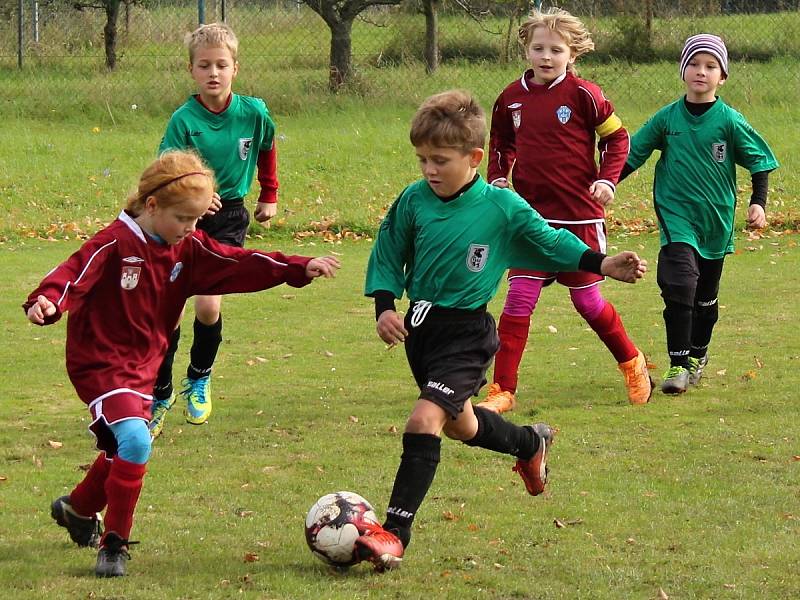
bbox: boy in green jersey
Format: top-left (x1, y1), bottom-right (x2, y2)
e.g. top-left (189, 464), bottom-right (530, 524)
top-left (356, 90), bottom-right (648, 571)
top-left (150, 23), bottom-right (281, 435)
top-left (620, 34), bottom-right (778, 394)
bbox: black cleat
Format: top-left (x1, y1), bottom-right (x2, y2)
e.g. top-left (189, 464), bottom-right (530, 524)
top-left (51, 496), bottom-right (102, 548)
top-left (95, 532), bottom-right (137, 577)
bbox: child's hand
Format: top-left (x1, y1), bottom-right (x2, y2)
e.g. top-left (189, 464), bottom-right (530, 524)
top-left (377, 310), bottom-right (407, 346)
top-left (254, 201), bottom-right (277, 223)
top-left (589, 181), bottom-right (614, 206)
top-left (601, 251), bottom-right (647, 283)
top-left (491, 178), bottom-right (509, 189)
top-left (305, 256), bottom-right (340, 279)
top-left (27, 295), bottom-right (56, 325)
top-left (204, 192), bottom-right (222, 217)
top-left (747, 204), bottom-right (766, 229)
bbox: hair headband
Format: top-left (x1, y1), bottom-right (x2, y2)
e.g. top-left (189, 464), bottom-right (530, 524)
top-left (146, 171), bottom-right (207, 197)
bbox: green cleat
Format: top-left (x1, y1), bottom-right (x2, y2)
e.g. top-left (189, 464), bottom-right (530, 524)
top-left (182, 376), bottom-right (212, 425)
top-left (661, 366), bottom-right (689, 394)
top-left (688, 355), bottom-right (709, 386)
top-left (149, 391), bottom-right (176, 439)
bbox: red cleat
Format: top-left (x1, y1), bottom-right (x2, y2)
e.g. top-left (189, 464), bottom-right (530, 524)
top-left (512, 423), bottom-right (554, 496)
top-left (354, 522), bottom-right (404, 572)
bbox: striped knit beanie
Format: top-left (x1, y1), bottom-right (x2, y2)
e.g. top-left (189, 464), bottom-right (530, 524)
top-left (680, 34), bottom-right (728, 80)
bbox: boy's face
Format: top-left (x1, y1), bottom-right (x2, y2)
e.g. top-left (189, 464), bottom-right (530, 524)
top-left (683, 52), bottom-right (725, 102)
top-left (415, 144), bottom-right (484, 198)
top-left (189, 45), bottom-right (239, 109)
top-left (526, 26), bottom-right (575, 85)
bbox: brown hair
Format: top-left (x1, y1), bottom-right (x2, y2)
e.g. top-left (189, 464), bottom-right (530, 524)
top-left (410, 89), bottom-right (486, 153)
top-left (185, 22), bottom-right (239, 64)
top-left (519, 8), bottom-right (594, 74)
top-left (126, 151), bottom-right (215, 216)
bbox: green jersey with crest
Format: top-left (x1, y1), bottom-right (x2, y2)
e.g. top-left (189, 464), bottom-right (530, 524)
top-left (364, 176), bottom-right (590, 309)
top-left (626, 97), bottom-right (778, 259)
top-left (159, 94), bottom-right (275, 202)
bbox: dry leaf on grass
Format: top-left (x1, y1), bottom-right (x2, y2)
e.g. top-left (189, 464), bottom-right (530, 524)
top-left (243, 552), bottom-right (259, 563)
top-left (47, 440), bottom-right (63, 449)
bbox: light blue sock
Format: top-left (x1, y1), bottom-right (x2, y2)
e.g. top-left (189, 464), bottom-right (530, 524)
top-left (109, 418), bottom-right (151, 464)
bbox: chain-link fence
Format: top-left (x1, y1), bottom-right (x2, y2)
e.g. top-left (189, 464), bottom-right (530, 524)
top-left (1, 0), bottom-right (798, 117)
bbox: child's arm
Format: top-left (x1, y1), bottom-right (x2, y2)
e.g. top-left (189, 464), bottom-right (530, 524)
top-left (254, 141), bottom-right (279, 223)
top-left (591, 114), bottom-right (628, 206)
top-left (731, 114), bottom-right (779, 229)
top-left (487, 94), bottom-right (515, 187)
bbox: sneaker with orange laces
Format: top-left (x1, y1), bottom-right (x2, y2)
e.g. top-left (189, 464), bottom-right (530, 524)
top-left (512, 423), bottom-right (554, 496)
top-left (354, 522), bottom-right (404, 572)
top-left (475, 383), bottom-right (517, 414)
top-left (618, 350), bottom-right (653, 405)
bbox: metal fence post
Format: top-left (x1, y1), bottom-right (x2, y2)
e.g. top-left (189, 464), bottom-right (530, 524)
top-left (221, 0), bottom-right (226, 23)
top-left (198, 0), bottom-right (205, 25)
top-left (17, 0), bottom-right (24, 68)
top-left (32, 0), bottom-right (40, 43)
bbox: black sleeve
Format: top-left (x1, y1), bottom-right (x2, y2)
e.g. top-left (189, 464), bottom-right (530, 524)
top-left (579, 249), bottom-right (606, 275)
top-left (749, 170), bottom-right (771, 208)
top-left (368, 290), bottom-right (397, 320)
top-left (616, 163), bottom-right (635, 184)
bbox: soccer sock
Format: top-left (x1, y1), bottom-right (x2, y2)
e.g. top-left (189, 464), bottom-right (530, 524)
top-left (383, 433), bottom-right (441, 548)
top-left (465, 406), bottom-right (538, 460)
top-left (68, 452), bottom-right (113, 516)
top-left (102, 456), bottom-right (147, 542)
top-left (663, 299), bottom-right (692, 368)
top-left (188, 316), bottom-right (222, 380)
top-left (581, 299), bottom-right (638, 364)
top-left (153, 326), bottom-right (181, 399)
top-left (691, 297), bottom-right (718, 359)
top-left (493, 313), bottom-right (531, 393)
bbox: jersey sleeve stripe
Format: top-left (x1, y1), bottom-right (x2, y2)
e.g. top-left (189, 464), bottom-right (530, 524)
top-left (57, 240), bottom-right (118, 307)
top-left (595, 113), bottom-right (622, 138)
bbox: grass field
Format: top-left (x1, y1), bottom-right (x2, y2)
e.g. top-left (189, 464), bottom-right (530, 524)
top-left (2, 230), bottom-right (800, 598)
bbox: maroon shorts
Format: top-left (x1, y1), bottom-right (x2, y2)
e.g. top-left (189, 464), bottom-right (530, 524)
top-left (509, 221), bottom-right (607, 288)
top-left (87, 391), bottom-right (152, 455)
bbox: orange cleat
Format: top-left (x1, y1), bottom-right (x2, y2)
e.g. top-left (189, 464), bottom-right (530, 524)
top-left (618, 350), bottom-right (653, 405)
top-left (512, 423), bottom-right (554, 496)
top-left (354, 522), bottom-right (404, 572)
top-left (475, 383), bottom-right (517, 414)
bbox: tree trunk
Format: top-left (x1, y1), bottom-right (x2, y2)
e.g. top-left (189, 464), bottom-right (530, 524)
top-left (329, 19), bottom-right (353, 91)
top-left (422, 0), bottom-right (439, 73)
top-left (103, 0), bottom-right (121, 70)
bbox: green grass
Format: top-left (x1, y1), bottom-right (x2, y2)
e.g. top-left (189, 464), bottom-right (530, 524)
top-left (2, 231), bottom-right (800, 598)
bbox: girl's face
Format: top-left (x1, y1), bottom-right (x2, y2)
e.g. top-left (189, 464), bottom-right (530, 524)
top-left (147, 188), bottom-right (213, 245)
top-left (190, 45), bottom-right (239, 110)
top-left (526, 27), bottom-right (575, 86)
top-left (683, 52), bottom-right (725, 102)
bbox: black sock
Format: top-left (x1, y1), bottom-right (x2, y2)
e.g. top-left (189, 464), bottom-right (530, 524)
top-left (691, 297), bottom-right (718, 359)
top-left (383, 433), bottom-right (441, 548)
top-left (465, 406), bottom-right (538, 460)
top-left (153, 326), bottom-right (181, 399)
top-left (188, 316), bottom-right (222, 380)
top-left (663, 300), bottom-right (692, 368)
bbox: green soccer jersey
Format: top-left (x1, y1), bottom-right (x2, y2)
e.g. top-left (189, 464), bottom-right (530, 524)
top-left (626, 97), bottom-right (778, 259)
top-left (159, 94), bottom-right (275, 202)
top-left (364, 176), bottom-right (590, 310)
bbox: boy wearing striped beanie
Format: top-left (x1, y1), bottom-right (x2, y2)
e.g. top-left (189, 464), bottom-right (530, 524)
top-left (619, 33), bottom-right (779, 395)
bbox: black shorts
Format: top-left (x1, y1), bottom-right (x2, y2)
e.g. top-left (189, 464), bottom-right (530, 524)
top-left (403, 303), bottom-right (499, 419)
top-left (657, 242), bottom-right (725, 306)
top-left (197, 199), bottom-right (250, 248)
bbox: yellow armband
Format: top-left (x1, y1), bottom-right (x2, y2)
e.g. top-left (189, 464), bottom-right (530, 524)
top-left (595, 113), bottom-right (623, 138)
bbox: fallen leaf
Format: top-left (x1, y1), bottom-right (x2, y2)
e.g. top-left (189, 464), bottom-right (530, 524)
top-left (493, 563), bottom-right (505, 569)
top-left (387, 425), bottom-right (398, 433)
top-left (348, 415), bottom-right (359, 423)
top-left (282, 353), bottom-right (293, 359)
top-left (723, 583), bottom-right (735, 590)
top-left (255, 356), bottom-right (267, 363)
top-left (741, 370), bottom-right (757, 381)
top-left (716, 369), bottom-right (727, 376)
top-left (626, 537), bottom-right (636, 544)
top-left (792, 456), bottom-right (800, 461)
top-left (554, 519), bottom-right (565, 528)
top-left (324, 350), bottom-right (334, 357)
top-left (547, 325), bottom-right (558, 333)
top-left (236, 509), bottom-right (254, 517)
top-left (754, 356), bottom-right (763, 368)
top-left (442, 510), bottom-right (458, 521)
top-left (243, 552), bottom-right (259, 563)
top-left (47, 440), bottom-right (63, 449)
top-left (467, 523), bottom-right (479, 531)
top-left (0, 475), bottom-right (7, 482)
top-left (658, 588), bottom-right (669, 599)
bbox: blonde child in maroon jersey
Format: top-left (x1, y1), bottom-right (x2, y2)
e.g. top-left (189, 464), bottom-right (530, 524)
top-left (478, 8), bottom-right (652, 412)
top-left (24, 150), bottom-right (339, 577)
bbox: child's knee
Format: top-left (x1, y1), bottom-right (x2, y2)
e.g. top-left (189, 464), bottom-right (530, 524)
top-left (503, 277), bottom-right (543, 316)
top-left (569, 285), bottom-right (605, 320)
top-left (110, 419), bottom-right (152, 464)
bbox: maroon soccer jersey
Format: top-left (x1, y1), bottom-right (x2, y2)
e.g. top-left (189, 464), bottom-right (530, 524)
top-left (24, 211), bottom-right (311, 408)
top-left (488, 71), bottom-right (629, 222)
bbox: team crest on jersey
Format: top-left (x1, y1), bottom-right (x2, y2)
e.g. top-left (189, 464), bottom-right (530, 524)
top-left (121, 266), bottom-right (141, 290)
top-left (556, 105), bottom-right (572, 124)
top-left (712, 142), bottom-right (726, 162)
top-left (169, 261), bottom-right (183, 282)
top-left (466, 244), bottom-right (489, 273)
top-left (512, 109), bottom-right (522, 130)
top-left (239, 137), bottom-right (253, 160)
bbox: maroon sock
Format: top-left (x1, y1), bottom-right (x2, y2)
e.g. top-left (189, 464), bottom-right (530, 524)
top-left (494, 313), bottom-right (531, 393)
top-left (586, 302), bottom-right (637, 363)
top-left (69, 452), bottom-right (112, 516)
top-left (102, 456), bottom-right (147, 542)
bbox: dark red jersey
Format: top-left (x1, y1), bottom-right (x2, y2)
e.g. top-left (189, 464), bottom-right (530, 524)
top-left (24, 211), bottom-right (311, 406)
top-left (488, 71), bottom-right (629, 222)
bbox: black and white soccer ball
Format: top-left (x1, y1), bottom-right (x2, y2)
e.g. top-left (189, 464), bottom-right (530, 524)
top-left (305, 491), bottom-right (379, 567)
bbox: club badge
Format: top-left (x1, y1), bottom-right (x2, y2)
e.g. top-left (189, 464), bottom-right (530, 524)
top-left (556, 105), bottom-right (572, 124)
top-left (512, 109), bottom-right (522, 130)
top-left (169, 261), bottom-right (183, 282)
top-left (121, 266), bottom-right (141, 290)
top-left (466, 244), bottom-right (489, 273)
top-left (239, 137), bottom-right (253, 160)
top-left (712, 142), bottom-right (726, 162)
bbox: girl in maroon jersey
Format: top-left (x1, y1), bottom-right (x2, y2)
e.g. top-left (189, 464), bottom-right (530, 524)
top-left (24, 150), bottom-right (339, 577)
top-left (479, 8), bottom-right (652, 412)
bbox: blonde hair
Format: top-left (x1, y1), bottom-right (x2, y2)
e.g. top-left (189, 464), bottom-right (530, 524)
top-left (126, 151), bottom-right (215, 216)
top-left (519, 8), bottom-right (594, 74)
top-left (185, 22), bottom-right (239, 63)
top-left (410, 90), bottom-right (486, 153)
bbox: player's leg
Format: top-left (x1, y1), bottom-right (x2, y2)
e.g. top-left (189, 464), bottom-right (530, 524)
top-left (688, 257), bottom-right (724, 385)
top-left (51, 452), bottom-right (109, 548)
top-left (570, 284), bottom-right (652, 404)
top-left (182, 294), bottom-right (222, 425)
top-left (657, 243), bottom-right (699, 394)
top-left (149, 322), bottom-right (182, 438)
top-left (477, 273), bottom-right (545, 413)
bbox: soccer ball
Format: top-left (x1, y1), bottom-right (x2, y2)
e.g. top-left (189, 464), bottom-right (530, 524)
top-left (305, 491), bottom-right (379, 567)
